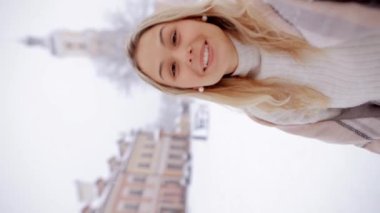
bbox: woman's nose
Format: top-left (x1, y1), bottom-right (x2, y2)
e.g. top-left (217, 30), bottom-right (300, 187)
top-left (187, 46), bottom-right (193, 65)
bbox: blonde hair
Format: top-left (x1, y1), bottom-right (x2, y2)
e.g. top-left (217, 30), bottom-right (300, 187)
top-left (127, 0), bottom-right (329, 111)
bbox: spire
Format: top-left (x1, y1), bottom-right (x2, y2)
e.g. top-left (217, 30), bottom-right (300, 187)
top-left (22, 35), bottom-right (55, 54)
top-left (22, 36), bottom-right (50, 48)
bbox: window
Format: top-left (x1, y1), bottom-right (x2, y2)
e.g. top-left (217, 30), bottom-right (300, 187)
top-left (65, 42), bottom-right (73, 49)
top-left (130, 189), bottom-right (143, 196)
top-left (169, 153), bottom-right (182, 160)
top-left (142, 152), bottom-right (153, 158)
top-left (163, 192), bottom-right (178, 197)
top-left (144, 143), bottom-right (155, 149)
top-left (78, 43), bottom-right (87, 49)
top-left (138, 163), bottom-right (150, 168)
top-left (171, 135), bottom-right (188, 141)
top-left (163, 179), bottom-right (180, 186)
top-left (124, 204), bottom-right (139, 211)
top-left (167, 163), bottom-right (182, 170)
top-left (160, 208), bottom-right (183, 213)
top-left (133, 176), bottom-right (146, 183)
top-left (170, 145), bottom-right (183, 151)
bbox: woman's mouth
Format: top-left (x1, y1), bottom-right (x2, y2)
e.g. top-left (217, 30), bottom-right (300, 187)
top-left (201, 41), bottom-right (213, 72)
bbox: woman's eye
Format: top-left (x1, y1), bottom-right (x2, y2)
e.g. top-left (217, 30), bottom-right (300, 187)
top-left (171, 62), bottom-right (177, 77)
top-left (171, 30), bottom-right (177, 45)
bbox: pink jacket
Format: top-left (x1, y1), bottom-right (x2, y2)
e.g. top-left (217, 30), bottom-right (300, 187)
top-left (249, 0), bottom-right (380, 154)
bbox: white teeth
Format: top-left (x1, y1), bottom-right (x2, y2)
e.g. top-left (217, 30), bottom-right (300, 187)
top-left (203, 44), bottom-right (209, 69)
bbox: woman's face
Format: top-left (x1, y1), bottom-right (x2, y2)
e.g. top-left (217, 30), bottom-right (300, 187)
top-left (135, 19), bottom-right (238, 89)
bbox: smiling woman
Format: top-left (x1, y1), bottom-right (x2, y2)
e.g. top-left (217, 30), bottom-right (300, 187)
top-left (127, 0), bottom-right (380, 154)
top-left (135, 19), bottom-right (238, 88)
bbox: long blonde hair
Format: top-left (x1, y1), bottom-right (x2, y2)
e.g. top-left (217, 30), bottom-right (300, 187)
top-left (127, 0), bottom-right (329, 111)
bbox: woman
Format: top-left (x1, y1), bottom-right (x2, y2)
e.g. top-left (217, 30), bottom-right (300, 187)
top-left (127, 0), bottom-right (380, 153)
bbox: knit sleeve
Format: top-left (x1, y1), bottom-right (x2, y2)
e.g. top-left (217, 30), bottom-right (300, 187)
top-left (246, 111), bottom-right (380, 154)
top-left (244, 107), bottom-right (342, 125)
top-left (264, 0), bottom-right (380, 47)
top-left (275, 118), bottom-right (380, 154)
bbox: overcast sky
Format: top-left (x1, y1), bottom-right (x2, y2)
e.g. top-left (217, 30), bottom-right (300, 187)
top-left (1, 0), bottom-right (380, 213)
top-left (0, 0), bottom-right (160, 212)
top-left (190, 103), bottom-right (380, 213)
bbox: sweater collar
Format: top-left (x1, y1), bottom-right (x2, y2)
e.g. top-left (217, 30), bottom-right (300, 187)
top-left (230, 37), bottom-right (261, 77)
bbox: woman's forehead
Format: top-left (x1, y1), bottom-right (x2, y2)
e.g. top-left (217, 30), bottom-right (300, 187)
top-left (135, 24), bottom-right (164, 85)
top-left (146, 19), bottom-right (187, 30)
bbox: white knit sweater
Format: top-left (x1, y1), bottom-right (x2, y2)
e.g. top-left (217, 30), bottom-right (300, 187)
top-left (231, 34), bottom-right (380, 125)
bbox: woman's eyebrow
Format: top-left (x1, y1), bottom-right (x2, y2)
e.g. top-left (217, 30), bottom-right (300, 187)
top-left (158, 26), bottom-right (166, 80)
top-left (158, 61), bottom-right (164, 80)
top-left (158, 26), bottom-right (167, 81)
top-left (159, 26), bottom-right (166, 47)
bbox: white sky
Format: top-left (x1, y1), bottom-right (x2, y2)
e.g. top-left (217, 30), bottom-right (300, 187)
top-left (1, 0), bottom-right (380, 213)
top-left (189, 103), bottom-right (380, 213)
top-left (0, 0), bottom-right (160, 212)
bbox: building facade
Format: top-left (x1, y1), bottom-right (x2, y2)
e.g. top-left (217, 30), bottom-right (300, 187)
top-left (78, 102), bottom-right (192, 213)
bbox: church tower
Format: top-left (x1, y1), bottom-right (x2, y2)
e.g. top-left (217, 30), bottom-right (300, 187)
top-left (23, 29), bottom-right (137, 92)
top-left (23, 29), bottom-right (127, 60)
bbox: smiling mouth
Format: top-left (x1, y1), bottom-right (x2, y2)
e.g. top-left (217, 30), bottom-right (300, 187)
top-left (202, 41), bottom-right (210, 72)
